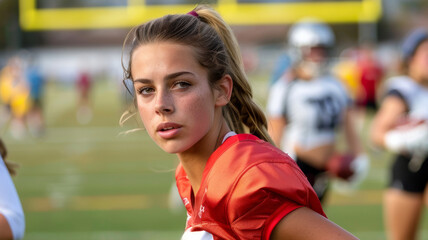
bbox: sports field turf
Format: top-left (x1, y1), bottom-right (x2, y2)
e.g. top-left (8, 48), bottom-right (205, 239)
top-left (2, 73), bottom-right (428, 240)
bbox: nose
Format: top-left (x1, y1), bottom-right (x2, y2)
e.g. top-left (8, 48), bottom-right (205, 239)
top-left (154, 89), bottom-right (174, 114)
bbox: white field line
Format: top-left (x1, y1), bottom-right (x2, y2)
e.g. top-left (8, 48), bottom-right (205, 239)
top-left (6, 126), bottom-right (150, 146)
top-left (22, 194), bottom-right (162, 212)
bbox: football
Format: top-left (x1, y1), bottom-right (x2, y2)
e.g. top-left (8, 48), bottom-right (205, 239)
top-left (327, 153), bottom-right (355, 180)
top-left (327, 153), bottom-right (369, 183)
top-left (385, 117), bottom-right (428, 155)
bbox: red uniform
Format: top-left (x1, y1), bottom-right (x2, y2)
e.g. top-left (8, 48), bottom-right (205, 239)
top-left (176, 134), bottom-right (326, 240)
top-left (356, 58), bottom-right (383, 109)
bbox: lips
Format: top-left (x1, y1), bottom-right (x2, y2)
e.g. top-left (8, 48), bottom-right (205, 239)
top-left (157, 122), bottom-right (181, 131)
top-left (156, 122), bottom-right (182, 139)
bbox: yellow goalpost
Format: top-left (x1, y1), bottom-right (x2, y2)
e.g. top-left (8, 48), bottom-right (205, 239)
top-left (19, 0), bottom-right (382, 31)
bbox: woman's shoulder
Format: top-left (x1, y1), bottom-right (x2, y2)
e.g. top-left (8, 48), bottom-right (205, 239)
top-left (218, 134), bottom-right (296, 166)
top-left (220, 138), bottom-right (324, 235)
top-left (200, 135), bottom-right (324, 237)
top-left (386, 75), bottom-right (415, 90)
top-left (213, 134), bottom-right (310, 194)
top-left (384, 75), bottom-right (418, 97)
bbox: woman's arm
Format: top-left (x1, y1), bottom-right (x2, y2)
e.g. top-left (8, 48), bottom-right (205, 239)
top-left (343, 107), bottom-right (363, 156)
top-left (0, 214), bottom-right (13, 240)
top-left (270, 207), bottom-right (359, 240)
top-left (370, 96), bottom-right (406, 148)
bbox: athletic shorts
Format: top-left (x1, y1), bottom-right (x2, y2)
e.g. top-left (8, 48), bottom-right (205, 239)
top-left (356, 99), bottom-right (378, 110)
top-left (388, 154), bottom-right (428, 193)
top-left (296, 157), bottom-right (329, 202)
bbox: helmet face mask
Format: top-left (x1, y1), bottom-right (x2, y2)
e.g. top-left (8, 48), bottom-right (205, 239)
top-left (301, 46), bottom-right (328, 62)
top-left (287, 18), bottom-right (335, 79)
top-left (295, 57), bottom-right (327, 80)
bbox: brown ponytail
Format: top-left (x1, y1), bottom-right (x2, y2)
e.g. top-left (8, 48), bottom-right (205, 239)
top-left (194, 6), bottom-right (273, 143)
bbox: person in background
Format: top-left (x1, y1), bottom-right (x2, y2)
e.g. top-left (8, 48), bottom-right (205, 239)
top-left (0, 57), bottom-right (31, 139)
top-left (354, 44), bottom-right (384, 130)
top-left (266, 19), bottom-right (368, 203)
top-left (0, 138), bottom-right (25, 240)
top-left (76, 69), bottom-right (93, 124)
top-left (333, 47), bottom-right (360, 104)
top-left (26, 54), bottom-right (45, 137)
top-left (269, 51), bottom-right (293, 88)
top-left (121, 5), bottom-right (358, 239)
top-left (370, 28), bottom-right (428, 240)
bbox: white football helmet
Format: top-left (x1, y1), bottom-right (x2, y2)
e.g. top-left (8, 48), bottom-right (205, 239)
top-left (287, 18), bottom-right (335, 79)
top-left (288, 18), bottom-right (335, 49)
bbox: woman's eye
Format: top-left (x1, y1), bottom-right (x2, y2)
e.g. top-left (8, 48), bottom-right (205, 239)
top-left (137, 87), bottom-right (154, 95)
top-left (173, 81), bottom-right (191, 89)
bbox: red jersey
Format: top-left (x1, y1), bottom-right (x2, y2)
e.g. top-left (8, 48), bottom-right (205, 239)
top-left (356, 59), bottom-right (383, 105)
top-left (176, 134), bottom-right (326, 240)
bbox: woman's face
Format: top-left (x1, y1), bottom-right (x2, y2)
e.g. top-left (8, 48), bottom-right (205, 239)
top-left (131, 42), bottom-right (221, 154)
top-left (410, 41), bottom-right (428, 84)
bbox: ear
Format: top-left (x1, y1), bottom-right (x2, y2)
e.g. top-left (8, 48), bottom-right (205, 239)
top-left (215, 74), bottom-right (233, 107)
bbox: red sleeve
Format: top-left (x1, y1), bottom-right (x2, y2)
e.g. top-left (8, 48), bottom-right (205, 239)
top-left (262, 202), bottom-right (302, 240)
top-left (227, 161), bottom-right (326, 240)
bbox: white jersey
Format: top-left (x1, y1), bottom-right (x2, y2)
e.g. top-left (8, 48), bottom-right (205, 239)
top-left (267, 75), bottom-right (350, 158)
top-left (0, 156), bottom-right (25, 240)
top-left (385, 76), bottom-right (428, 121)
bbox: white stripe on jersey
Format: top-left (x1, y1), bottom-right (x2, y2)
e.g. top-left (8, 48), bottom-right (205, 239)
top-left (181, 228), bottom-right (214, 240)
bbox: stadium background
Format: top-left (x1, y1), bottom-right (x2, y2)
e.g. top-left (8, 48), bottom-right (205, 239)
top-left (1, 0), bottom-right (428, 239)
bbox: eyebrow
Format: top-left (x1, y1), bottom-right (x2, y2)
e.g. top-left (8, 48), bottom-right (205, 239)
top-left (133, 71), bottom-right (194, 84)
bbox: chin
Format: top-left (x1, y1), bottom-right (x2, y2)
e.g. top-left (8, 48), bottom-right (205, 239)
top-left (158, 141), bottom-right (191, 154)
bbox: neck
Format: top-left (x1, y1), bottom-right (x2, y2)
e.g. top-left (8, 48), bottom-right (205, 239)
top-left (178, 119), bottom-right (230, 195)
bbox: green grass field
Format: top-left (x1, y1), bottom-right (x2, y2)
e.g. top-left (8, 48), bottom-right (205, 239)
top-left (2, 74), bottom-right (428, 240)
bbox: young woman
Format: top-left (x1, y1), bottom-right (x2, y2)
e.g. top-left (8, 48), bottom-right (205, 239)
top-left (121, 5), bottom-right (358, 239)
top-left (370, 28), bottom-right (428, 240)
top-left (266, 19), bottom-right (367, 202)
top-left (0, 138), bottom-right (25, 240)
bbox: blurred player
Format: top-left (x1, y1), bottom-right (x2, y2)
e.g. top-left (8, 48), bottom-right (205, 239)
top-left (26, 54), bottom-right (45, 137)
top-left (0, 138), bottom-right (25, 240)
top-left (269, 50), bottom-right (293, 87)
top-left (76, 69), bottom-right (92, 124)
top-left (121, 6), bottom-right (358, 239)
top-left (333, 47), bottom-right (360, 102)
top-left (266, 19), bottom-right (368, 202)
top-left (354, 44), bottom-right (384, 129)
top-left (0, 56), bottom-right (31, 139)
top-left (370, 28), bottom-right (428, 240)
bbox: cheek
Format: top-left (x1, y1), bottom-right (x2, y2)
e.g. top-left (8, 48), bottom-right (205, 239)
top-left (182, 91), bottom-right (216, 139)
top-left (136, 100), bottom-right (152, 129)
top-left (185, 92), bottom-right (214, 122)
